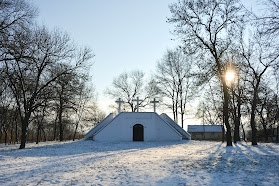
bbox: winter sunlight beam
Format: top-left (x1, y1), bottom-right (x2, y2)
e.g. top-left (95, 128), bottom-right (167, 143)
top-left (225, 70), bottom-right (236, 83)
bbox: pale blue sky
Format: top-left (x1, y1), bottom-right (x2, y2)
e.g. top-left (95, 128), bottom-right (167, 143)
top-left (31, 0), bottom-right (178, 113)
top-left (30, 0), bottom-right (259, 120)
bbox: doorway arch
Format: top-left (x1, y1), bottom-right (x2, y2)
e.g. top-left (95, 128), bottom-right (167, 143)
top-left (133, 124), bottom-right (144, 141)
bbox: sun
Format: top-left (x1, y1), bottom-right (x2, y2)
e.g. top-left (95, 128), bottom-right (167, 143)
top-left (225, 70), bottom-right (235, 83)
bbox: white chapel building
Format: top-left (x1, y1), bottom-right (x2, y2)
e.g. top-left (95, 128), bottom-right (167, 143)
top-left (85, 98), bottom-right (191, 142)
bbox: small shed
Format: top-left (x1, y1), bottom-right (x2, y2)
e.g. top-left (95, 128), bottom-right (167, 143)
top-left (188, 125), bottom-right (224, 141)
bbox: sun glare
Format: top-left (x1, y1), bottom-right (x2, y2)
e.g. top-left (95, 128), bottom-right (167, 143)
top-left (225, 70), bottom-right (235, 83)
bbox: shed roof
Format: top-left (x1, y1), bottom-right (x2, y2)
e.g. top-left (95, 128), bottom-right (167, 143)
top-left (188, 125), bottom-right (223, 133)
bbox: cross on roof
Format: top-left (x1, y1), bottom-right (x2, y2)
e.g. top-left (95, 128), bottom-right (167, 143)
top-left (150, 98), bottom-right (159, 112)
top-left (132, 97), bottom-right (143, 112)
top-left (115, 98), bottom-right (125, 114)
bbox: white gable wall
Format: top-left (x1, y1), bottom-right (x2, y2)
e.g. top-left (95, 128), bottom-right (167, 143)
top-left (94, 112), bottom-right (182, 141)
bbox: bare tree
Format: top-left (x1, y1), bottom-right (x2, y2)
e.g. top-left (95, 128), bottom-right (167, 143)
top-left (0, 0), bottom-right (36, 144)
top-left (230, 73), bottom-right (244, 143)
top-left (72, 82), bottom-right (91, 141)
top-left (52, 62), bottom-right (94, 141)
top-left (255, 84), bottom-right (278, 142)
top-left (3, 26), bottom-right (93, 149)
top-left (0, 0), bottom-right (36, 30)
top-left (0, 0), bottom-right (98, 145)
top-left (155, 48), bottom-right (196, 127)
top-left (240, 25), bottom-right (279, 145)
top-left (168, 0), bottom-right (245, 146)
top-left (72, 84), bottom-right (105, 141)
top-left (196, 80), bottom-right (224, 125)
top-left (224, 53), bottom-right (249, 143)
top-left (258, 0), bottom-right (279, 36)
top-left (106, 70), bottom-right (160, 112)
top-left (0, 0), bottom-right (37, 60)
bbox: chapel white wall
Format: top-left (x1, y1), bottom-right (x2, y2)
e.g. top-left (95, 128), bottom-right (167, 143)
top-left (94, 113), bottom-right (182, 141)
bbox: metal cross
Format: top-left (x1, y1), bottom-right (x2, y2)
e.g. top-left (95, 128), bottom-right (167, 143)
top-left (132, 97), bottom-right (143, 112)
top-left (150, 98), bottom-right (159, 112)
top-left (115, 98), bottom-right (124, 114)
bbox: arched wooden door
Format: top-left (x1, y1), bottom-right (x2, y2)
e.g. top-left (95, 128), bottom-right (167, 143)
top-left (133, 124), bottom-right (144, 141)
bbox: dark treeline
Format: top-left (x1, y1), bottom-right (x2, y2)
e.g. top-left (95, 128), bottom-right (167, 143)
top-left (0, 0), bottom-right (105, 148)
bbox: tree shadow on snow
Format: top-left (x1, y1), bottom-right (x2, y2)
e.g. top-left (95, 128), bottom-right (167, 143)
top-left (166, 141), bottom-right (279, 185)
top-left (0, 139), bottom-right (191, 158)
top-left (205, 142), bottom-right (279, 185)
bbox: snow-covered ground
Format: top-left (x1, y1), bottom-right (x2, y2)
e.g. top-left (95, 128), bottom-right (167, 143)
top-left (0, 140), bottom-right (279, 185)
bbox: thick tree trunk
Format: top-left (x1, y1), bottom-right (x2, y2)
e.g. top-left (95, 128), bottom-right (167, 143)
top-left (10, 125), bottom-right (13, 144)
top-left (215, 55), bottom-right (232, 146)
top-left (222, 124), bottom-right (225, 142)
top-left (175, 100), bottom-right (178, 123)
top-left (223, 84), bottom-right (232, 146)
top-left (250, 104), bottom-right (257, 145)
top-left (53, 116), bottom-right (57, 140)
top-left (234, 120), bottom-right (240, 143)
top-left (234, 96), bottom-right (241, 143)
top-left (0, 127), bottom-right (2, 143)
top-left (19, 112), bottom-right (31, 149)
top-left (172, 102), bottom-right (176, 122)
top-left (181, 113), bottom-right (184, 128)
top-left (56, 84), bottom-right (66, 142)
top-left (181, 99), bottom-right (184, 128)
top-left (59, 108), bottom-right (63, 141)
top-left (15, 121), bottom-right (18, 144)
top-left (19, 118), bottom-right (28, 149)
top-left (36, 124), bottom-right (40, 144)
top-left (4, 127), bottom-right (7, 145)
top-left (276, 126), bottom-right (279, 143)
top-left (250, 110), bottom-right (257, 145)
top-left (73, 123), bottom-right (78, 141)
top-left (250, 84), bottom-right (259, 146)
top-left (58, 93), bottom-right (64, 142)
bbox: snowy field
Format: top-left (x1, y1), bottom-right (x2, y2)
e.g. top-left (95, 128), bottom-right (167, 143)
top-left (1, 140), bottom-right (279, 186)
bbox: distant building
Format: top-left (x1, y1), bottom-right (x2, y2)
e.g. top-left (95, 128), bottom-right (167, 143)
top-left (188, 125), bottom-right (224, 141)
